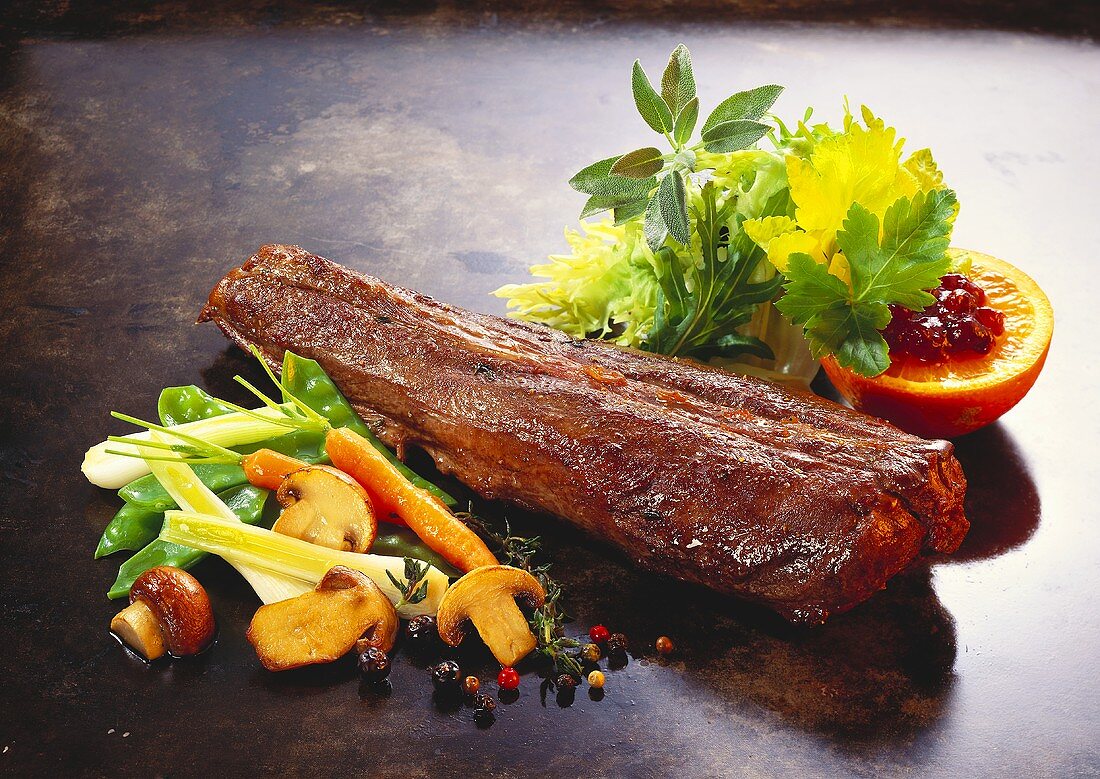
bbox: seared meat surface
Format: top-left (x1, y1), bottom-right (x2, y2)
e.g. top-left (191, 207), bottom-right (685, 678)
top-left (201, 245), bottom-right (968, 624)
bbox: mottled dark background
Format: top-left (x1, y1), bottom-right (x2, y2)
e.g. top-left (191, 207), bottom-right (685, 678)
top-left (0, 2), bottom-right (1097, 777)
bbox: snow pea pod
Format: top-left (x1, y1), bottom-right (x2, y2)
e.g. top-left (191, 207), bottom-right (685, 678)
top-left (119, 463), bottom-right (248, 510)
top-left (372, 524), bottom-right (460, 578)
top-left (107, 484), bottom-right (268, 599)
top-left (282, 351), bottom-right (457, 507)
top-left (158, 385), bottom-right (237, 426)
top-left (95, 502), bottom-right (166, 559)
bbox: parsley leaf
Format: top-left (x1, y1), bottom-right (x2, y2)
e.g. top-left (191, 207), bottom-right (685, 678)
top-left (776, 188), bottom-right (957, 377)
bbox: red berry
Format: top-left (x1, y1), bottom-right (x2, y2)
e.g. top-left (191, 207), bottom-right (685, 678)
top-left (885, 273), bottom-right (1005, 363)
top-left (941, 273), bottom-right (971, 290)
top-left (497, 666), bottom-right (520, 691)
top-left (589, 625), bottom-right (611, 645)
top-left (976, 306), bottom-right (1005, 336)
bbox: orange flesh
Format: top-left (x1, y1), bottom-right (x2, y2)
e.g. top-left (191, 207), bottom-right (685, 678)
top-left (877, 253), bottom-right (1051, 389)
top-left (822, 250), bottom-right (1053, 438)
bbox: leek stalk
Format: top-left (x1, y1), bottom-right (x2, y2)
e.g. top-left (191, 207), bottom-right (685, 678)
top-left (141, 434), bottom-right (310, 603)
top-left (160, 511), bottom-right (449, 617)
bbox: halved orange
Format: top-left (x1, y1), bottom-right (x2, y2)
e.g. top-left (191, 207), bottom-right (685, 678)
top-left (821, 250), bottom-right (1053, 439)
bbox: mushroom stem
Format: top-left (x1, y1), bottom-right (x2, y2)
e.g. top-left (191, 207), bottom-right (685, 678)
top-left (467, 599), bottom-right (537, 668)
top-left (111, 600), bottom-right (167, 661)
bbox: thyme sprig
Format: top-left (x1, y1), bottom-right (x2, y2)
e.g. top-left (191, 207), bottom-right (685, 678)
top-left (387, 557), bottom-right (430, 608)
top-left (459, 512), bottom-right (582, 680)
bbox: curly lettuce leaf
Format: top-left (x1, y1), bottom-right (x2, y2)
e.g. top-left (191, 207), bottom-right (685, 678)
top-left (493, 220), bottom-right (660, 347)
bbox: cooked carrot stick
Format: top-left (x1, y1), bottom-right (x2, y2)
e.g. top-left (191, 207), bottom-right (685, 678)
top-left (325, 427), bottom-right (497, 573)
top-left (240, 449), bottom-right (309, 491)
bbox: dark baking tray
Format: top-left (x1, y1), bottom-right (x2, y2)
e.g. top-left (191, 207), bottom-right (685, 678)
top-left (1, 3), bottom-right (1096, 776)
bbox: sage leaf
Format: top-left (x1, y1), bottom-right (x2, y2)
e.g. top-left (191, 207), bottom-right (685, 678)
top-left (702, 84), bottom-right (784, 135)
top-left (701, 119), bottom-right (770, 153)
top-left (660, 44), bottom-right (696, 116)
top-left (580, 194), bottom-right (630, 219)
top-left (658, 171), bottom-right (690, 245)
top-left (610, 147), bottom-right (664, 179)
top-left (672, 96), bottom-right (699, 148)
top-left (644, 193), bottom-right (668, 253)
top-left (632, 60), bottom-right (674, 134)
top-left (614, 198), bottom-right (649, 225)
top-left (570, 155), bottom-right (656, 201)
top-left (569, 156), bottom-right (621, 193)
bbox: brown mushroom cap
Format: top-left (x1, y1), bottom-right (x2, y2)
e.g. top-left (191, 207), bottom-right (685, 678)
top-left (435, 565), bottom-right (546, 666)
top-left (129, 566), bottom-right (216, 657)
top-left (246, 565), bottom-right (398, 671)
top-left (273, 465), bottom-right (377, 553)
top-left (318, 566), bottom-right (398, 653)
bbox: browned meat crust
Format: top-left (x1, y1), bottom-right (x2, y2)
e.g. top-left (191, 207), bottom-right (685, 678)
top-left (200, 245), bottom-right (969, 624)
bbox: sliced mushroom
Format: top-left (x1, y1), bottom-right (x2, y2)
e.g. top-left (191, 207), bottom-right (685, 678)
top-left (272, 465), bottom-right (377, 553)
top-left (246, 565), bottom-right (397, 671)
top-left (110, 566), bottom-right (215, 661)
top-left (435, 565), bottom-right (546, 667)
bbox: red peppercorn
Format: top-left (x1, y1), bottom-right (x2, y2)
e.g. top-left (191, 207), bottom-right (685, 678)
top-left (589, 625), bottom-right (611, 645)
top-left (497, 666), bottom-right (520, 691)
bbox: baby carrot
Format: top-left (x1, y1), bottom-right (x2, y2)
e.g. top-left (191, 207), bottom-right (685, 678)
top-left (324, 427), bottom-right (497, 573)
top-left (240, 448), bottom-right (308, 491)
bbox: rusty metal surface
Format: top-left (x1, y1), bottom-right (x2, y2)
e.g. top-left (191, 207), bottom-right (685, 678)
top-left (0, 5), bottom-right (1097, 777)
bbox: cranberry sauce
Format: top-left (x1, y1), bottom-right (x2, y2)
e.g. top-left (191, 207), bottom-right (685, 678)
top-left (882, 274), bottom-right (1005, 363)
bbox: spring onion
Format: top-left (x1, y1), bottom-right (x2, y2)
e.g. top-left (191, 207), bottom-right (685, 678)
top-left (82, 404), bottom-right (306, 489)
top-left (160, 511), bottom-right (449, 617)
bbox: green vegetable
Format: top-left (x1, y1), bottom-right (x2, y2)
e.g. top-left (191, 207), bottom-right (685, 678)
top-left (646, 182), bottom-right (783, 360)
top-left (157, 386), bottom-right (237, 426)
top-left (117, 440), bottom-right (308, 603)
top-left (159, 511), bottom-right (449, 617)
top-left (371, 524), bottom-right (459, 577)
top-left (570, 44), bottom-right (782, 253)
top-left (97, 387), bottom-right (248, 553)
top-left (95, 502), bottom-right (164, 559)
top-left (776, 188), bottom-right (957, 376)
top-left (281, 351), bottom-right (456, 507)
top-left (107, 484), bottom-right (268, 598)
top-left (496, 43), bottom-right (787, 365)
top-left (120, 464), bottom-right (248, 510)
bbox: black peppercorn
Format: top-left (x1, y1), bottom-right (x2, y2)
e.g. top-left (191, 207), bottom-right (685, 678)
top-left (472, 692), bottom-right (497, 714)
top-left (430, 660), bottom-right (462, 693)
top-left (405, 615), bottom-right (439, 653)
top-left (607, 632), bottom-right (629, 664)
top-left (357, 647), bottom-right (391, 683)
top-left (555, 673), bottom-right (578, 689)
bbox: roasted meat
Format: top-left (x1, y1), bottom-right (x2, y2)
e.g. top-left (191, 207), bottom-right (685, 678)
top-left (201, 245), bottom-right (969, 624)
